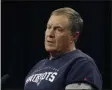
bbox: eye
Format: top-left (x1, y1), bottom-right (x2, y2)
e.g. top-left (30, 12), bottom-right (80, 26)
top-left (57, 28), bottom-right (63, 32)
top-left (55, 27), bottom-right (63, 32)
top-left (54, 26), bottom-right (63, 32)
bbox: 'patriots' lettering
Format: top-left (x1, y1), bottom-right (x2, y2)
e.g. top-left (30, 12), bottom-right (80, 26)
top-left (25, 72), bottom-right (58, 86)
top-left (45, 72), bottom-right (53, 80)
top-left (49, 72), bottom-right (57, 82)
top-left (32, 74), bottom-right (38, 82)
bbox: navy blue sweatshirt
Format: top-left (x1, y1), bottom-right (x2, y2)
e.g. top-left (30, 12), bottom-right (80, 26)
top-left (24, 49), bottom-right (102, 90)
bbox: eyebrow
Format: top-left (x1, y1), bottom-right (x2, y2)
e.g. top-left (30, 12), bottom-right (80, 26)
top-left (56, 24), bottom-right (64, 29)
top-left (47, 24), bottom-right (64, 29)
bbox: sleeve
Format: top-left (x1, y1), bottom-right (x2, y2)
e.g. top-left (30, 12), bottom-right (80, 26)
top-left (65, 83), bottom-right (93, 89)
top-left (65, 59), bottom-right (102, 90)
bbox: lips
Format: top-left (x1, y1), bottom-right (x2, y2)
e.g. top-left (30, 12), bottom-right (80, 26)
top-left (47, 41), bottom-right (54, 43)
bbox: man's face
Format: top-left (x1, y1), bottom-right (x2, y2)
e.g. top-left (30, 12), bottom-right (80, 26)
top-left (45, 15), bottom-right (74, 53)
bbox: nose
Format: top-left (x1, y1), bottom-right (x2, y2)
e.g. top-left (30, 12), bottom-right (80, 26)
top-left (46, 29), bottom-right (55, 38)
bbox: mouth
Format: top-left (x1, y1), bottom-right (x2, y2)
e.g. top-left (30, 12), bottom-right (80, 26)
top-left (46, 40), bottom-right (55, 44)
top-left (47, 41), bottom-right (54, 43)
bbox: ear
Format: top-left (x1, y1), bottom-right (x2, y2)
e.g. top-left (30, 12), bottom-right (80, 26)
top-left (71, 32), bottom-right (80, 42)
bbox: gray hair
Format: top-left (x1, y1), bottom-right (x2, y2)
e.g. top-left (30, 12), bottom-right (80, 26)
top-left (50, 7), bottom-right (83, 34)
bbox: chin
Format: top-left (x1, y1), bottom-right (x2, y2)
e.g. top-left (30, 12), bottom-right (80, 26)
top-left (45, 47), bottom-right (56, 53)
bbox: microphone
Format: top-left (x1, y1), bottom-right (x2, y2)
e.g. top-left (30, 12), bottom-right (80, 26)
top-left (1, 74), bottom-right (10, 88)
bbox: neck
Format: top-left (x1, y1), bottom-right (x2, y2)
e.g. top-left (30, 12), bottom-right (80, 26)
top-left (49, 46), bottom-right (76, 60)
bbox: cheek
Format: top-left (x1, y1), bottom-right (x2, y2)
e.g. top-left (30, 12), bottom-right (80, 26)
top-left (56, 35), bottom-right (69, 47)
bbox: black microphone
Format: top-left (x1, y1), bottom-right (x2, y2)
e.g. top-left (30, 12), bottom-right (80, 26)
top-left (1, 74), bottom-right (10, 88)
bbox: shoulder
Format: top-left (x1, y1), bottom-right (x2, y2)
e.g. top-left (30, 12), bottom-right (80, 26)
top-left (70, 49), bottom-right (97, 67)
top-left (65, 50), bottom-right (102, 90)
top-left (25, 59), bottom-right (46, 79)
top-left (29, 59), bottom-right (46, 72)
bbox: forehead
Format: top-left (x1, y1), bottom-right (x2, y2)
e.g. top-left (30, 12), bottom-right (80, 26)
top-left (47, 15), bottom-right (69, 28)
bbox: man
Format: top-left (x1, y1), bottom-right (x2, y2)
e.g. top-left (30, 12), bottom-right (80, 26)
top-left (24, 7), bottom-right (102, 90)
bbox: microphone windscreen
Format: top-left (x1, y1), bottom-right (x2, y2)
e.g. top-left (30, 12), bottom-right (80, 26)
top-left (1, 74), bottom-right (10, 85)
